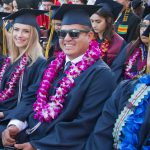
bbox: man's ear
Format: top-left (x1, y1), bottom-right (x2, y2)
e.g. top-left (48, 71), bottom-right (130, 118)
top-left (87, 31), bottom-right (95, 42)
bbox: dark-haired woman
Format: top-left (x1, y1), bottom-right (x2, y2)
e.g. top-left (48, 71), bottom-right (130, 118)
top-left (90, 8), bottom-right (126, 83)
top-left (114, 14), bottom-right (150, 82)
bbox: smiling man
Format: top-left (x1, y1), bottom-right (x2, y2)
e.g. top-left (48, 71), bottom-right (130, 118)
top-left (2, 4), bottom-right (116, 150)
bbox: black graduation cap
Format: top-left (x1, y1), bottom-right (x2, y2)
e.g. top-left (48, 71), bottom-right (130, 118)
top-left (51, 5), bottom-right (60, 19)
top-left (94, 0), bottom-right (123, 20)
top-left (3, 8), bottom-right (48, 31)
top-left (142, 25), bottom-right (150, 37)
top-left (2, 0), bottom-right (13, 4)
top-left (54, 4), bottom-right (101, 27)
top-left (0, 12), bottom-right (10, 27)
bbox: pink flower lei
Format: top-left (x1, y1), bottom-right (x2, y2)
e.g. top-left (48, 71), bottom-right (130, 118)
top-left (0, 57), bottom-right (11, 86)
top-left (33, 40), bottom-right (101, 122)
top-left (124, 46), bottom-right (147, 79)
top-left (0, 54), bottom-right (28, 102)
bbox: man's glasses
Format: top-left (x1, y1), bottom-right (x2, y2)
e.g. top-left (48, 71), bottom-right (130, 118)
top-left (57, 29), bottom-right (90, 39)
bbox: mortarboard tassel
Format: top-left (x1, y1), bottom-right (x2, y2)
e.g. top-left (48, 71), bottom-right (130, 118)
top-left (45, 24), bottom-right (54, 59)
top-left (2, 23), bottom-right (7, 56)
top-left (45, 9), bottom-right (54, 59)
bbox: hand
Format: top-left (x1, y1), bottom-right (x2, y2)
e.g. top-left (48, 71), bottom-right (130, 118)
top-left (0, 112), bottom-right (4, 118)
top-left (2, 125), bottom-right (20, 146)
top-left (15, 142), bottom-right (36, 150)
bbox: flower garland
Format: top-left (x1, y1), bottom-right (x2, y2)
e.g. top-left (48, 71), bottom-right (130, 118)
top-left (0, 54), bottom-right (28, 102)
top-left (113, 74), bottom-right (150, 149)
top-left (99, 38), bottom-right (109, 58)
top-left (0, 57), bottom-right (11, 86)
top-left (33, 40), bottom-right (100, 122)
top-left (124, 44), bottom-right (147, 79)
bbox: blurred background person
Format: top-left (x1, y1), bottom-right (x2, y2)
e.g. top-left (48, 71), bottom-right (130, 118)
top-left (91, 0), bottom-right (126, 83)
top-left (114, 0), bottom-right (141, 43)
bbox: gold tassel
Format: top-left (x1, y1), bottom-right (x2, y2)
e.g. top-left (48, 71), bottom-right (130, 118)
top-left (2, 22), bottom-right (7, 56)
top-left (48, 9), bottom-right (52, 30)
top-left (44, 9), bottom-right (54, 59)
top-left (45, 24), bottom-right (54, 59)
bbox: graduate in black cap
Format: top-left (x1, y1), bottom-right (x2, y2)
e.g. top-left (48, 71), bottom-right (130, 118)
top-left (0, 8), bottom-right (48, 149)
top-left (44, 5), bottom-right (62, 58)
top-left (112, 0), bottom-right (141, 43)
top-left (2, 4), bottom-right (116, 150)
top-left (84, 16), bottom-right (150, 149)
top-left (121, 13), bottom-right (150, 80)
top-left (90, 0), bottom-right (126, 84)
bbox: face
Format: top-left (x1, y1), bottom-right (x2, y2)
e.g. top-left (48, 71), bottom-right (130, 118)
top-left (90, 13), bottom-right (107, 35)
top-left (53, 20), bottom-right (61, 31)
top-left (140, 20), bottom-right (150, 45)
top-left (42, 1), bottom-right (53, 11)
top-left (13, 23), bottom-right (31, 52)
top-left (59, 24), bottom-right (92, 60)
top-left (3, 3), bottom-right (13, 13)
top-left (13, 0), bottom-right (18, 12)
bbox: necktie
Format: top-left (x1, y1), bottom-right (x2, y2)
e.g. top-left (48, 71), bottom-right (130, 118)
top-left (64, 61), bottom-right (71, 71)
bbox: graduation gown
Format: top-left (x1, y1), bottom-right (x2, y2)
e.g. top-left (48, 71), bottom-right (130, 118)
top-left (0, 55), bottom-right (5, 68)
top-left (85, 77), bottom-right (150, 149)
top-left (15, 59), bottom-right (116, 150)
top-left (115, 9), bottom-right (140, 43)
top-left (0, 57), bottom-right (46, 128)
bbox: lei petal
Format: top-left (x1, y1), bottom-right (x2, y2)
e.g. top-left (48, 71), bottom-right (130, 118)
top-left (0, 55), bottom-right (28, 102)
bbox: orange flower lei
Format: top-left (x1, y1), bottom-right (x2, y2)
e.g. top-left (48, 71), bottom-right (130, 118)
top-left (100, 38), bottom-right (110, 58)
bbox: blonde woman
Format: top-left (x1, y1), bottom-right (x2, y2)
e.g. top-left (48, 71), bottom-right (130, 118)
top-left (0, 9), bottom-right (47, 148)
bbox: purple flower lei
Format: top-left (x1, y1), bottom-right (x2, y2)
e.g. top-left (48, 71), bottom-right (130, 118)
top-left (124, 45), bottom-right (147, 79)
top-left (0, 57), bottom-right (11, 86)
top-left (33, 40), bottom-right (100, 122)
top-left (0, 54), bottom-right (28, 102)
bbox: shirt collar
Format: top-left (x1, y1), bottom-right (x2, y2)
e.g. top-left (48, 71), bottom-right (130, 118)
top-left (65, 55), bottom-right (84, 65)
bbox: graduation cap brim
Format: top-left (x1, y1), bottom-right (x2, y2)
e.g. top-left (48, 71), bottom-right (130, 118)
top-left (0, 12), bottom-right (10, 18)
top-left (0, 12), bottom-right (10, 27)
top-left (142, 25), bottom-right (150, 37)
top-left (95, 0), bottom-right (123, 19)
top-left (54, 4), bottom-right (101, 26)
top-left (3, 8), bottom-right (48, 35)
top-left (3, 8), bottom-right (48, 20)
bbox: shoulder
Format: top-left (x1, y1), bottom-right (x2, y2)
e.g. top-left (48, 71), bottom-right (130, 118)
top-left (129, 12), bottom-right (141, 22)
top-left (114, 79), bottom-right (138, 103)
top-left (92, 59), bottom-right (111, 70)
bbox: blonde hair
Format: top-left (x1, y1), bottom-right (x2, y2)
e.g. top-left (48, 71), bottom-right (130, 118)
top-left (11, 25), bottom-right (44, 66)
